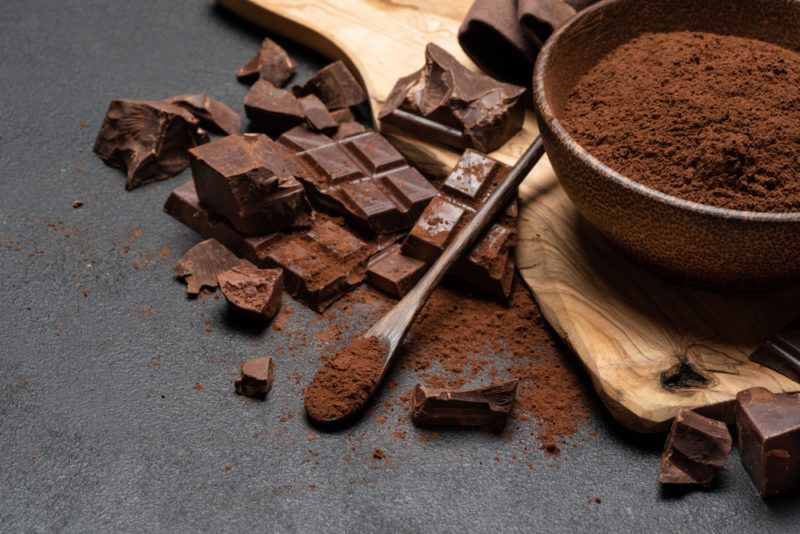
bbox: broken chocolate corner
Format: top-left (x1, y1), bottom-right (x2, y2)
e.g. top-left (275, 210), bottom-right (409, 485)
top-left (293, 60), bottom-right (367, 110)
top-left (94, 99), bottom-right (209, 190)
top-left (167, 94), bottom-right (242, 136)
top-left (411, 380), bottom-right (518, 433)
top-left (299, 94), bottom-right (339, 133)
top-left (366, 243), bottom-right (426, 298)
top-left (750, 319), bottom-right (800, 384)
top-left (737, 387), bottom-right (800, 497)
top-left (175, 238), bottom-right (246, 295)
top-left (244, 80), bottom-right (306, 136)
top-left (379, 43), bottom-right (526, 153)
top-left (235, 356), bottom-right (274, 399)
top-left (218, 264), bottom-right (283, 321)
top-left (658, 408), bottom-right (731, 488)
top-left (236, 37), bottom-right (297, 87)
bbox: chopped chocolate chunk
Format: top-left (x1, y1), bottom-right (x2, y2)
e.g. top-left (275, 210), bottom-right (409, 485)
top-left (236, 37), bottom-right (297, 87)
top-left (299, 94), bottom-right (339, 133)
top-left (658, 409), bottom-right (732, 487)
top-left (737, 387), bottom-right (800, 497)
top-left (175, 238), bottom-right (245, 294)
top-left (411, 381), bottom-right (518, 433)
top-left (234, 356), bottom-right (274, 399)
top-left (218, 264), bottom-right (283, 320)
top-left (189, 133), bottom-right (312, 235)
top-left (379, 43), bottom-right (526, 153)
top-left (334, 121), bottom-right (367, 139)
top-left (167, 94), bottom-right (242, 136)
top-left (277, 127), bottom-right (436, 234)
top-left (330, 108), bottom-right (356, 124)
top-left (367, 243), bottom-right (426, 298)
top-left (72, 200), bottom-right (83, 209)
top-left (164, 181), bottom-right (398, 310)
top-left (94, 99), bottom-right (209, 190)
top-left (293, 60), bottom-right (367, 109)
top-left (751, 319), bottom-right (800, 384)
top-left (402, 150), bottom-right (517, 298)
top-left (244, 80), bottom-right (305, 136)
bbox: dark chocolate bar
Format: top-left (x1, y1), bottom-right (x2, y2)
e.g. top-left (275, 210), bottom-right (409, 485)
top-left (750, 320), bottom-right (800, 384)
top-left (277, 126), bottom-right (437, 235)
top-left (366, 243), bottom-right (427, 298)
top-left (411, 380), bottom-right (518, 433)
top-left (218, 264), bottom-right (283, 320)
top-left (175, 238), bottom-right (247, 295)
top-left (737, 387), bottom-right (800, 497)
top-left (236, 37), bottom-right (297, 87)
top-left (235, 356), bottom-right (275, 399)
top-left (244, 80), bottom-right (305, 136)
top-left (189, 133), bottom-right (312, 235)
top-left (379, 43), bottom-right (526, 153)
top-left (293, 60), bottom-right (367, 109)
top-left (167, 94), bottom-right (242, 136)
top-left (658, 409), bottom-right (731, 487)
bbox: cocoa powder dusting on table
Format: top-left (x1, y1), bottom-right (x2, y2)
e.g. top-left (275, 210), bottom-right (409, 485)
top-left (563, 31), bottom-right (800, 213)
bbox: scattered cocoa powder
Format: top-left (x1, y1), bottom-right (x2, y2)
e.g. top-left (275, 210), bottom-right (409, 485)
top-left (563, 31), bottom-right (800, 212)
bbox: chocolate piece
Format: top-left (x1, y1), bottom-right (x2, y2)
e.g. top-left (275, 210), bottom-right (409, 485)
top-left (167, 94), bottom-right (242, 135)
top-left (751, 320), bottom-right (800, 384)
top-left (218, 264), bottom-right (283, 320)
top-left (293, 60), bottom-right (367, 109)
top-left (234, 356), bottom-right (274, 399)
top-left (94, 99), bottom-right (209, 190)
top-left (236, 37), bottom-right (297, 86)
top-left (244, 80), bottom-right (305, 136)
top-left (411, 380), bottom-right (518, 433)
top-left (366, 243), bottom-right (427, 298)
top-left (189, 134), bottom-right (312, 235)
top-left (299, 94), bottom-right (338, 133)
top-left (164, 181), bottom-right (398, 310)
top-left (402, 150), bottom-right (517, 298)
top-left (277, 127), bottom-right (436, 234)
top-left (658, 409), bottom-right (732, 487)
top-left (330, 108), bottom-right (356, 124)
top-left (334, 121), bottom-right (367, 139)
top-left (175, 238), bottom-right (245, 294)
top-left (379, 43), bottom-right (526, 153)
top-left (737, 387), bottom-right (800, 497)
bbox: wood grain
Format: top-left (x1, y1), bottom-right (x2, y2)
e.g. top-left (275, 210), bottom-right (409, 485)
top-left (217, 0), bottom-right (800, 431)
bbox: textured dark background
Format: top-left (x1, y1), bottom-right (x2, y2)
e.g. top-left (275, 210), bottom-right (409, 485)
top-left (1, 0), bottom-right (799, 532)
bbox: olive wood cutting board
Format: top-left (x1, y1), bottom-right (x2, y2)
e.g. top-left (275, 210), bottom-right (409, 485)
top-left (217, 0), bottom-right (800, 432)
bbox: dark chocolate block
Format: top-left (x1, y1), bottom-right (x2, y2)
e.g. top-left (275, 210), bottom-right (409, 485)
top-left (244, 80), bottom-right (305, 136)
top-left (299, 94), bottom-right (338, 133)
top-left (278, 127), bottom-right (437, 235)
top-left (330, 108), bottom-right (356, 124)
top-left (175, 238), bottom-right (247, 295)
top-left (293, 60), bottom-right (367, 109)
top-left (164, 181), bottom-right (397, 311)
top-left (402, 150), bottom-right (516, 298)
top-left (167, 94), bottom-right (242, 136)
top-left (189, 133), bottom-right (312, 235)
top-left (737, 387), bottom-right (800, 497)
top-left (379, 43), bottom-right (526, 153)
top-left (236, 37), bottom-right (297, 87)
top-left (334, 121), bottom-right (367, 139)
top-left (411, 380), bottom-right (518, 433)
top-left (218, 264), bottom-right (283, 320)
top-left (235, 356), bottom-right (274, 399)
top-left (366, 243), bottom-right (427, 297)
top-left (94, 99), bottom-right (209, 190)
top-left (658, 409), bottom-right (732, 487)
top-left (751, 320), bottom-right (800, 384)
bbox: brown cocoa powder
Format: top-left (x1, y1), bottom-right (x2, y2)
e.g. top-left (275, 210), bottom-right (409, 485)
top-left (563, 31), bottom-right (800, 212)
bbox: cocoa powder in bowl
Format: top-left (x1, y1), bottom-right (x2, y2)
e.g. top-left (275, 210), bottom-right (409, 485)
top-left (562, 31), bottom-right (800, 213)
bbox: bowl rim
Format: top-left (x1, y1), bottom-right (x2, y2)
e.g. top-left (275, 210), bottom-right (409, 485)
top-left (533, 0), bottom-right (800, 223)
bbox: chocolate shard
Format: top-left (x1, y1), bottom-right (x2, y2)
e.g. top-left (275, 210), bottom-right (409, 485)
top-left (334, 121), bottom-right (367, 139)
top-left (189, 133), bottom-right (312, 235)
top-left (658, 409), bottom-right (732, 487)
top-left (94, 99), bottom-right (209, 190)
top-left (236, 37), bottom-right (297, 87)
top-left (234, 356), bottom-right (274, 399)
top-left (244, 80), bottom-right (305, 136)
top-left (218, 264), bottom-right (283, 320)
top-left (750, 320), bottom-right (800, 384)
top-left (164, 181), bottom-right (398, 311)
top-left (737, 387), bottom-right (800, 497)
top-left (367, 243), bottom-right (427, 298)
top-left (378, 43), bottom-right (526, 153)
top-left (167, 94), bottom-right (242, 136)
top-left (293, 60), bottom-right (367, 109)
top-left (402, 150), bottom-right (517, 298)
top-left (330, 108), bottom-right (356, 124)
top-left (277, 126), bottom-right (437, 235)
top-left (299, 94), bottom-right (339, 133)
top-left (411, 380), bottom-right (518, 433)
top-left (175, 238), bottom-right (246, 294)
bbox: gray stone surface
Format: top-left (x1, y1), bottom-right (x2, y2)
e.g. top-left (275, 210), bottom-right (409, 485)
top-left (1, 0), bottom-right (799, 532)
